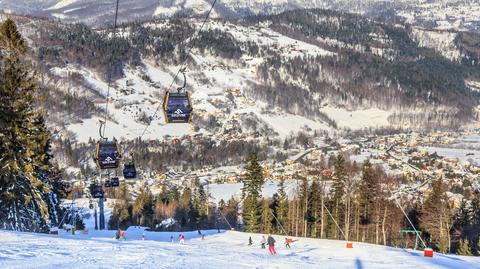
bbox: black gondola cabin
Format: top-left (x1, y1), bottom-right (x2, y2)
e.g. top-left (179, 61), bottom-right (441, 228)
top-left (163, 91), bottom-right (192, 123)
top-left (94, 141), bottom-right (121, 169)
top-left (111, 177), bottom-right (120, 187)
top-left (123, 163), bottom-right (137, 179)
top-left (90, 184), bottom-right (104, 199)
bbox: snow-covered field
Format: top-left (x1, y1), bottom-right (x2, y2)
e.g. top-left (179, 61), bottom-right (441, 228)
top-left (418, 134), bottom-right (480, 166)
top-left (208, 180), bottom-right (298, 203)
top-left (0, 229), bottom-right (479, 269)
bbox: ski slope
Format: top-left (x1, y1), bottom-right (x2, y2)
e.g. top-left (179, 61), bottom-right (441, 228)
top-left (0, 229), bottom-right (479, 269)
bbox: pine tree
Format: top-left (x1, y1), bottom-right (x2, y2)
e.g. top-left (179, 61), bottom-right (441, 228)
top-left (109, 184), bottom-right (132, 229)
top-left (260, 198), bottom-right (273, 233)
top-left (298, 175), bottom-right (309, 237)
top-left (457, 239), bottom-right (473, 256)
top-left (0, 19), bottom-right (59, 232)
top-left (218, 199), bottom-right (226, 209)
top-left (31, 114), bottom-right (65, 226)
top-left (242, 153), bottom-right (264, 199)
top-left (275, 178), bottom-right (289, 234)
top-left (224, 196), bottom-right (239, 230)
top-left (328, 154), bottom-right (347, 239)
top-left (132, 188), bottom-right (154, 227)
top-left (420, 179), bottom-right (453, 253)
top-left (309, 178), bottom-right (322, 238)
top-left (192, 182), bottom-right (208, 228)
top-left (358, 160), bottom-right (379, 242)
top-left (242, 153), bottom-right (264, 232)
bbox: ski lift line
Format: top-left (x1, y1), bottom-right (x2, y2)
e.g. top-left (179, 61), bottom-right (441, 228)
top-left (269, 210), bottom-right (289, 238)
top-left (388, 185), bottom-right (428, 249)
top-left (322, 204), bottom-right (347, 240)
top-left (384, 144), bottom-right (429, 248)
top-left (217, 207), bottom-right (234, 230)
top-left (138, 0), bottom-right (218, 139)
top-left (102, 0), bottom-right (121, 138)
top-left (57, 199), bottom-right (76, 229)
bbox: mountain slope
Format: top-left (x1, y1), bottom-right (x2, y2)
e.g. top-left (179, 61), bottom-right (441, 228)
top-left (1, 229), bottom-right (478, 269)
top-left (11, 9), bottom-right (480, 142)
top-left (1, 0), bottom-right (479, 32)
top-left (3, 9), bottom-right (478, 176)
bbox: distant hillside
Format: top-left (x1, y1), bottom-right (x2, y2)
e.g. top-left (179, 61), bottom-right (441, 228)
top-left (1, 0), bottom-right (479, 32)
top-left (3, 9), bottom-right (479, 174)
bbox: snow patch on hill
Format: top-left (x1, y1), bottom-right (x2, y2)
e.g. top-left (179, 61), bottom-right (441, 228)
top-left (319, 107), bottom-right (392, 129)
top-left (45, 0), bottom-right (78, 10)
top-left (412, 28), bottom-right (461, 61)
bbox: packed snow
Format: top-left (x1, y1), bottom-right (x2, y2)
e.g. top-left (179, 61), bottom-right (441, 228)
top-left (1, 229), bottom-right (479, 269)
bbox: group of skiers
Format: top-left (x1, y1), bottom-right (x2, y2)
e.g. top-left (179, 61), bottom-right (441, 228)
top-left (250, 235), bottom-right (292, 255)
top-left (113, 228), bottom-right (293, 256)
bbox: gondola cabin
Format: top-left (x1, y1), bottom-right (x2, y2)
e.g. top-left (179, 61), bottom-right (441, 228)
top-left (104, 180), bottom-right (111, 188)
top-left (123, 164), bottom-right (137, 179)
top-left (94, 141), bottom-right (121, 169)
top-left (90, 184), bottom-right (104, 199)
top-left (163, 91), bottom-right (192, 123)
top-left (111, 177), bottom-right (120, 187)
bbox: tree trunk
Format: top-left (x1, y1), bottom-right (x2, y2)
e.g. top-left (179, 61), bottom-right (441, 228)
top-left (375, 206), bottom-right (380, 245)
top-left (345, 196), bottom-right (350, 241)
top-left (304, 190), bottom-right (308, 237)
top-left (382, 206), bottom-right (387, 245)
top-left (295, 197), bottom-right (299, 237)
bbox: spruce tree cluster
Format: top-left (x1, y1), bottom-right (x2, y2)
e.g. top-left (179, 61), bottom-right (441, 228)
top-left (0, 19), bottom-right (63, 232)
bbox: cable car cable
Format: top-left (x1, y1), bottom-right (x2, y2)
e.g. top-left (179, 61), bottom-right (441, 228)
top-left (138, 0), bottom-right (217, 138)
top-left (101, 0), bottom-right (120, 138)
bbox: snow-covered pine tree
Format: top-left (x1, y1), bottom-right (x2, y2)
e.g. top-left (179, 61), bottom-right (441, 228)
top-left (31, 114), bottom-right (65, 226)
top-left (0, 19), bottom-right (60, 232)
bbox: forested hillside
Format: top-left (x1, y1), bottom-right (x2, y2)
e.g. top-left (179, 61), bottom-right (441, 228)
top-left (27, 9), bottom-right (480, 133)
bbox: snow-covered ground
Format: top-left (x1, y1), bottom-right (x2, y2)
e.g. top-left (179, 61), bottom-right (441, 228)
top-left (418, 133), bottom-right (480, 166)
top-left (0, 229), bottom-right (479, 269)
top-left (208, 180), bottom-right (298, 204)
top-left (419, 146), bottom-right (480, 166)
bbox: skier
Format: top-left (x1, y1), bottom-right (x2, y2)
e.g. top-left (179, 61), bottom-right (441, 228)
top-left (285, 237), bottom-right (291, 249)
top-left (179, 233), bottom-right (185, 245)
top-left (267, 234), bottom-right (276, 255)
top-left (121, 230), bottom-right (126, 240)
top-left (115, 229), bottom-right (121, 240)
top-left (170, 235), bottom-right (174, 243)
top-left (248, 236), bottom-right (253, 246)
top-left (142, 233), bottom-right (145, 241)
top-left (260, 236), bottom-right (266, 249)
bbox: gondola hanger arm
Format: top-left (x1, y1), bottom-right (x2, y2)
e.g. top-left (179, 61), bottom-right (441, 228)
top-left (176, 68), bottom-right (187, 93)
